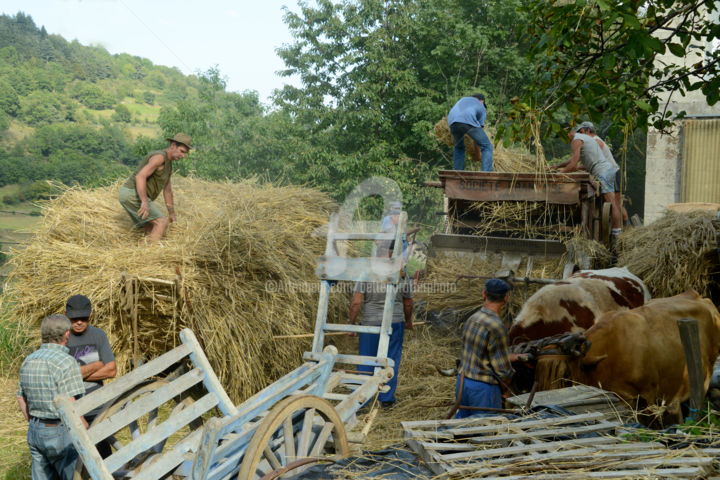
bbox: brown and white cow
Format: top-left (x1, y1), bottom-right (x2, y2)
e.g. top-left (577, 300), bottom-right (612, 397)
top-left (509, 267), bottom-right (650, 345)
top-left (566, 290), bottom-right (720, 423)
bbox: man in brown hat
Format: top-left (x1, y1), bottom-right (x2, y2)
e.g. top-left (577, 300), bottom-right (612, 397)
top-left (118, 133), bottom-right (191, 242)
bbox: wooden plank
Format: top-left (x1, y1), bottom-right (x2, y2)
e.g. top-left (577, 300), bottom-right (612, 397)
top-left (323, 323), bottom-right (382, 334)
top-left (131, 427), bottom-right (204, 480)
top-left (322, 392), bottom-right (350, 401)
top-left (333, 367), bottom-right (394, 424)
top-left (406, 438), bottom-right (449, 476)
top-left (446, 445), bottom-right (652, 472)
top-left (458, 451), bottom-right (715, 476)
top-left (303, 352), bottom-right (393, 368)
top-left (88, 368), bottom-right (204, 443)
top-left (74, 343), bottom-right (192, 416)
top-left (402, 415), bottom-right (508, 430)
top-left (508, 385), bottom-right (619, 408)
top-left (442, 436), bottom-right (618, 462)
top-left (315, 256), bottom-right (402, 283)
top-left (403, 429), bottom-right (454, 441)
top-left (445, 412), bottom-right (607, 436)
top-left (104, 393), bottom-right (218, 473)
top-left (442, 173), bottom-right (583, 204)
top-left (189, 417), bottom-right (224, 480)
top-left (466, 420), bottom-right (620, 444)
top-left (415, 441), bottom-right (478, 452)
top-left (55, 395), bottom-right (114, 480)
top-left (180, 329), bottom-right (237, 417)
top-left (475, 467), bottom-right (708, 479)
top-left (311, 280), bottom-right (333, 353)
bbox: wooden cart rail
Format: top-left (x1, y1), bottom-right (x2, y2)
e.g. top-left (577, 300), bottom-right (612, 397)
top-left (54, 329), bottom-right (340, 480)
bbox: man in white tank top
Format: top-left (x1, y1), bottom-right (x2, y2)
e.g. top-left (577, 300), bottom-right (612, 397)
top-left (552, 123), bottom-right (623, 243)
top-left (575, 121), bottom-right (630, 227)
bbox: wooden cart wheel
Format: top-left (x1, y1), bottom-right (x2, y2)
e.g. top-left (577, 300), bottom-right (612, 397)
top-left (601, 202), bottom-right (612, 247)
top-left (237, 395), bottom-right (349, 480)
top-left (74, 379), bottom-right (198, 479)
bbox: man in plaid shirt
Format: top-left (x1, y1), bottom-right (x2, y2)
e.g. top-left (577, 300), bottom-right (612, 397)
top-left (17, 314), bottom-right (85, 480)
top-left (456, 278), bottom-right (525, 417)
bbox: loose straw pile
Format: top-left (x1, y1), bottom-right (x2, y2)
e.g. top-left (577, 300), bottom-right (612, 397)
top-left (617, 210), bottom-right (720, 298)
top-left (1, 177), bottom-right (347, 402)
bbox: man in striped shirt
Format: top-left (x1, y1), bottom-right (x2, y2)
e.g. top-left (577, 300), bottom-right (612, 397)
top-left (456, 279), bottom-right (524, 417)
top-left (17, 314), bottom-right (85, 480)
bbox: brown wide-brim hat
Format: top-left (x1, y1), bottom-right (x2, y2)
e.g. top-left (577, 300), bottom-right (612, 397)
top-left (166, 133), bottom-right (192, 149)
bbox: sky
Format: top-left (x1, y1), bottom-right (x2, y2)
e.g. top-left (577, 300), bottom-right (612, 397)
top-left (0, 0), bottom-right (301, 104)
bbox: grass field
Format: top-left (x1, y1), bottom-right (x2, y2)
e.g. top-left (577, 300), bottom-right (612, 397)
top-left (0, 191), bottom-right (39, 478)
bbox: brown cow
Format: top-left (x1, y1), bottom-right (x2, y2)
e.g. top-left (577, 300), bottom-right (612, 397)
top-left (567, 290), bottom-right (720, 423)
top-left (509, 267), bottom-right (650, 345)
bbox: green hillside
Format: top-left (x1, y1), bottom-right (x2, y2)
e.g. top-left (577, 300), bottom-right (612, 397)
top-left (0, 12), bottom-right (205, 197)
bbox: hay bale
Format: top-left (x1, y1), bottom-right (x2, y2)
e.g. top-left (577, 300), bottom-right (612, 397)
top-left (617, 210), bottom-right (719, 298)
top-left (1, 177), bottom-right (347, 402)
top-left (433, 116), bottom-right (539, 172)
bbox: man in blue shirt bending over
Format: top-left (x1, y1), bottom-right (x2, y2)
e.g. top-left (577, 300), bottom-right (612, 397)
top-left (447, 93), bottom-right (493, 171)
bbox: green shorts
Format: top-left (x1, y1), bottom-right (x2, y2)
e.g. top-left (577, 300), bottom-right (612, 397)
top-left (118, 186), bottom-right (164, 228)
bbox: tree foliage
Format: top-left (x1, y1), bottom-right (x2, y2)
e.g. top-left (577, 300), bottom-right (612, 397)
top-left (502, 0), bottom-right (720, 143)
top-left (274, 0), bottom-right (532, 216)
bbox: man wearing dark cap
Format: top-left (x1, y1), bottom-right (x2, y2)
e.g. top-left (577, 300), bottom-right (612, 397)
top-left (447, 93), bottom-right (493, 171)
top-left (456, 278), bottom-right (523, 417)
top-left (118, 133), bottom-right (191, 242)
top-left (65, 295), bottom-right (115, 457)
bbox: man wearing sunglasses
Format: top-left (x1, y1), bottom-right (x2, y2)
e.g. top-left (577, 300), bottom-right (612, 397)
top-left (65, 294), bottom-right (116, 457)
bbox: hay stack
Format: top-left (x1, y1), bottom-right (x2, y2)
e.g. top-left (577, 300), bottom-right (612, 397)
top-left (617, 210), bottom-right (719, 298)
top-left (1, 177), bottom-right (347, 402)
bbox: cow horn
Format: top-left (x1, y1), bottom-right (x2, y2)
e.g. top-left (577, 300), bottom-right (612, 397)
top-left (434, 364), bottom-right (458, 376)
top-left (581, 354), bottom-right (608, 368)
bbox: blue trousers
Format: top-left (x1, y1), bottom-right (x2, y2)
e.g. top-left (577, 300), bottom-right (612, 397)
top-left (449, 122), bottom-right (493, 171)
top-left (455, 374), bottom-right (502, 418)
top-left (358, 322), bottom-right (405, 403)
top-left (27, 418), bottom-right (78, 480)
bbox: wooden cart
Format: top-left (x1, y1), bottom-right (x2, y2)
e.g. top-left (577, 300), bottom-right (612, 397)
top-left (55, 212), bottom-right (408, 480)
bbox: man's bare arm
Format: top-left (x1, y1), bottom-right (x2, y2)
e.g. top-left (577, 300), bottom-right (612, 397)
top-left (79, 361), bottom-right (103, 379)
top-left (16, 395), bottom-right (29, 421)
top-left (349, 292), bottom-right (363, 324)
top-left (163, 179), bottom-right (175, 222)
top-left (561, 139), bottom-right (583, 173)
top-left (403, 297), bottom-right (413, 329)
top-left (85, 361), bottom-right (116, 382)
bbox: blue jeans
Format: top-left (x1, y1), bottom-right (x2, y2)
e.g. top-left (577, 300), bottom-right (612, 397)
top-left (27, 418), bottom-right (78, 480)
top-left (449, 122), bottom-right (493, 171)
top-left (455, 375), bottom-right (501, 418)
top-left (358, 322), bottom-right (405, 403)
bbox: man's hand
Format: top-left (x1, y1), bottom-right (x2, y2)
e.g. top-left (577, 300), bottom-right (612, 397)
top-left (510, 353), bottom-right (531, 363)
top-left (168, 211), bottom-right (176, 223)
top-left (138, 201), bottom-right (150, 219)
